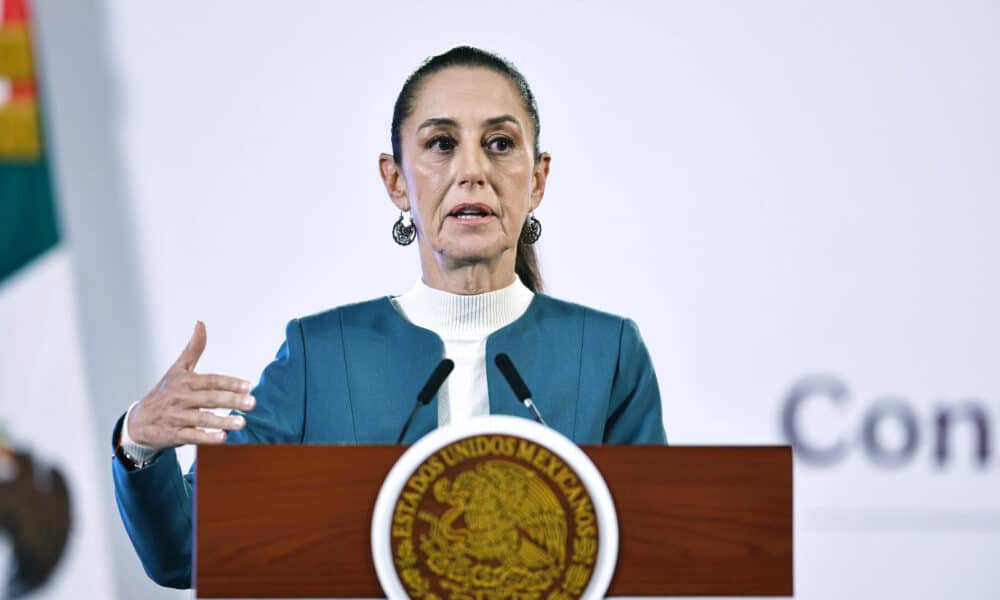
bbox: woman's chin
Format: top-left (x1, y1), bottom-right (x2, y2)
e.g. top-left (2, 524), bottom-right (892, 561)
top-left (437, 237), bottom-right (510, 265)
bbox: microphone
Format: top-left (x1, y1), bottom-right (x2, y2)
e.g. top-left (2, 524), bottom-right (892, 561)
top-left (494, 353), bottom-right (548, 427)
top-left (396, 359), bottom-right (455, 444)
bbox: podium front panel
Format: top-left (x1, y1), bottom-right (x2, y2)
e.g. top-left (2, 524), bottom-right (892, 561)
top-left (195, 445), bottom-right (791, 597)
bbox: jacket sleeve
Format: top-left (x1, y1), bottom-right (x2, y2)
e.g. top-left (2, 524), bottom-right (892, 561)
top-left (604, 318), bottom-right (668, 444)
top-left (111, 419), bottom-right (194, 588)
top-left (111, 319), bottom-right (307, 588)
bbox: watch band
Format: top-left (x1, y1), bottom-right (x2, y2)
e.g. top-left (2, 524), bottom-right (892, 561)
top-left (114, 436), bottom-right (162, 471)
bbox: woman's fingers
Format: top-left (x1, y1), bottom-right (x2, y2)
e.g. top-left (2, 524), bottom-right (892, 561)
top-left (187, 373), bottom-right (252, 394)
top-left (176, 427), bottom-right (227, 445)
top-left (130, 336), bottom-right (256, 449)
top-left (180, 389), bottom-right (255, 411)
top-left (177, 410), bottom-right (246, 431)
top-left (170, 321), bottom-right (208, 374)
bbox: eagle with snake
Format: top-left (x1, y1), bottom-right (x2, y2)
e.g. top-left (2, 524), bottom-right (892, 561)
top-left (417, 459), bottom-right (569, 597)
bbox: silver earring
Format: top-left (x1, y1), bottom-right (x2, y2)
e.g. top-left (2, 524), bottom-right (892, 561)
top-left (392, 211), bottom-right (416, 246)
top-left (520, 212), bottom-right (541, 245)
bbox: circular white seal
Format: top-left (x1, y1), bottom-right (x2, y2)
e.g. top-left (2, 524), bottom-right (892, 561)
top-left (371, 415), bottom-right (619, 600)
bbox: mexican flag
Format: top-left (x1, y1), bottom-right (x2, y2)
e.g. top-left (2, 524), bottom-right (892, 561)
top-left (0, 0), bottom-right (113, 597)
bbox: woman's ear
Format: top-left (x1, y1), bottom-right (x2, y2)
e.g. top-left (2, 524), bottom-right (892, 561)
top-left (379, 153), bottom-right (410, 212)
top-left (530, 152), bottom-right (552, 210)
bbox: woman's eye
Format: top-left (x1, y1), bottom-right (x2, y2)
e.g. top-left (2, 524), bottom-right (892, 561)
top-left (487, 137), bottom-right (514, 153)
top-left (427, 136), bottom-right (456, 152)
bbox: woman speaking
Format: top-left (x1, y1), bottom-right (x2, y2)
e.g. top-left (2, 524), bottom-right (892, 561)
top-left (111, 46), bottom-right (667, 589)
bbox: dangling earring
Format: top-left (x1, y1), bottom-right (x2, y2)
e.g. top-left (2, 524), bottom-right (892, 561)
top-left (520, 211), bottom-right (541, 245)
top-left (392, 211), bottom-right (416, 246)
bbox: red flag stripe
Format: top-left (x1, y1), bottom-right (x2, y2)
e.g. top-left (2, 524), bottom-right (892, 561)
top-left (3, 0), bottom-right (30, 25)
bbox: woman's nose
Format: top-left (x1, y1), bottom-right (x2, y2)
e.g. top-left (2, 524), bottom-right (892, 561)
top-left (455, 144), bottom-right (487, 188)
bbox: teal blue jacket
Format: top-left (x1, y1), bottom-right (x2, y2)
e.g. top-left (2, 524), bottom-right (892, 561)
top-left (111, 294), bottom-right (666, 588)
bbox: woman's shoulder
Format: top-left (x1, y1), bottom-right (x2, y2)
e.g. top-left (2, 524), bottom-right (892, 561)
top-left (532, 292), bottom-right (630, 321)
top-left (292, 296), bottom-right (396, 332)
top-left (529, 293), bottom-right (640, 337)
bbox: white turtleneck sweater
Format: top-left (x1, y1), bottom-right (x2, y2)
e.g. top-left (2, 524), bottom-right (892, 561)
top-left (121, 276), bottom-right (534, 459)
top-left (390, 275), bottom-right (535, 426)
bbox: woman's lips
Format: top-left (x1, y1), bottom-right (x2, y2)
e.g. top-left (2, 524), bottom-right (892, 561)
top-left (447, 214), bottom-right (494, 225)
top-left (446, 202), bottom-right (495, 226)
top-left (448, 202), bottom-right (494, 216)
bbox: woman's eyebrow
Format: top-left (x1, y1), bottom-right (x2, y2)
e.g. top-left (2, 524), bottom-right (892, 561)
top-left (418, 117), bottom-right (459, 131)
top-left (416, 115), bottom-right (522, 132)
top-left (483, 115), bottom-right (522, 130)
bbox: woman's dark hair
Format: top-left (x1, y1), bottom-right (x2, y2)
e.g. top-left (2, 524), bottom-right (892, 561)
top-left (390, 45), bottom-right (544, 292)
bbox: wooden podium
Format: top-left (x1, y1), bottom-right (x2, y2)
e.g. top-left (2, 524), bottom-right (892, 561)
top-left (195, 446), bottom-right (792, 597)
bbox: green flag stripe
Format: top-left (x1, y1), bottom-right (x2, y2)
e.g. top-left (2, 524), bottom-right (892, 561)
top-left (0, 156), bottom-right (60, 283)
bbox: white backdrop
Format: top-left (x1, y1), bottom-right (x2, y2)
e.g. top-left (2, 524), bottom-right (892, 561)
top-left (35, 0), bottom-right (1000, 598)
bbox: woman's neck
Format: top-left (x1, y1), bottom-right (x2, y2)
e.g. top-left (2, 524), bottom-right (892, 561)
top-left (418, 247), bottom-right (517, 294)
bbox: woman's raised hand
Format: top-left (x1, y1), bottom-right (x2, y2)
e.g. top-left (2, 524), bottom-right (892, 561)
top-left (127, 321), bottom-right (255, 451)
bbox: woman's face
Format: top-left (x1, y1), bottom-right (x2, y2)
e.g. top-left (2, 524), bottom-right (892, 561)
top-left (381, 67), bottom-right (550, 272)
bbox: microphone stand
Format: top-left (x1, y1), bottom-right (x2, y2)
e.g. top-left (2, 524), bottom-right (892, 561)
top-left (494, 353), bottom-right (548, 427)
top-left (396, 359), bottom-right (455, 444)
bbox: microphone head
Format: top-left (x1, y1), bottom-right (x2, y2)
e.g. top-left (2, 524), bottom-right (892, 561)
top-left (417, 359), bottom-right (454, 406)
top-left (494, 353), bottom-right (532, 401)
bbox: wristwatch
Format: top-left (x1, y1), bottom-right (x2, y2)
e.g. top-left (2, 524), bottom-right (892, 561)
top-left (114, 440), bottom-right (161, 471)
top-left (112, 412), bottom-right (162, 471)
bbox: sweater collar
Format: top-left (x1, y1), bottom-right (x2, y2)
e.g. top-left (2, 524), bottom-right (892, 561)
top-left (392, 275), bottom-right (534, 338)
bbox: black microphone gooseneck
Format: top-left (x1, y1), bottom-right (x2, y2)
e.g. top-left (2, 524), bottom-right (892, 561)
top-left (396, 359), bottom-right (455, 444)
top-left (494, 353), bottom-right (548, 427)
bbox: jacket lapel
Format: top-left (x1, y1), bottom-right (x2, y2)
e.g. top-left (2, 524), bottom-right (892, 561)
top-left (340, 298), bottom-right (444, 443)
top-left (487, 295), bottom-right (582, 441)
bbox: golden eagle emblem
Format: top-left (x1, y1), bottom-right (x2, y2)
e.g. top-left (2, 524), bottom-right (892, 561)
top-left (391, 434), bottom-right (599, 600)
top-left (420, 460), bottom-right (566, 596)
